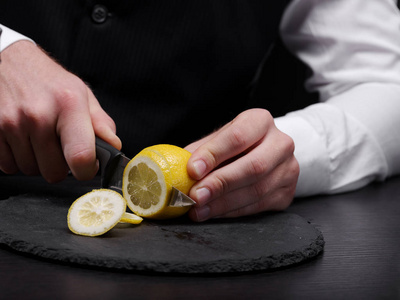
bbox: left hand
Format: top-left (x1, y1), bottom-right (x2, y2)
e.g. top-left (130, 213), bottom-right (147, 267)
top-left (185, 108), bottom-right (299, 222)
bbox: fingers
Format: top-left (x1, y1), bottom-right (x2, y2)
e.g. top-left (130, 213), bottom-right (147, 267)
top-left (204, 185), bottom-right (295, 219)
top-left (0, 110), bottom-right (40, 175)
top-left (56, 85), bottom-right (122, 180)
top-left (185, 108), bottom-right (299, 222)
top-left (188, 187), bottom-right (293, 221)
top-left (88, 88), bottom-right (122, 150)
top-left (0, 42), bottom-right (120, 182)
top-left (184, 128), bottom-right (221, 153)
top-left (187, 109), bottom-right (273, 180)
top-left (5, 132), bottom-right (39, 176)
top-left (188, 109), bottom-right (290, 204)
top-left (190, 130), bottom-right (293, 205)
top-left (56, 85), bottom-right (98, 181)
top-left (0, 136), bottom-right (17, 174)
top-left (0, 84), bottom-right (88, 181)
top-left (30, 129), bottom-right (69, 183)
top-left (0, 85), bottom-right (119, 182)
top-left (189, 155), bottom-right (299, 222)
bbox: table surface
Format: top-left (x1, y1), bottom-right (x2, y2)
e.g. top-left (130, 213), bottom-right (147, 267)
top-left (1, 175), bottom-right (399, 300)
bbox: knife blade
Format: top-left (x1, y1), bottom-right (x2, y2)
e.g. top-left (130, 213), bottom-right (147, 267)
top-left (95, 137), bottom-right (196, 207)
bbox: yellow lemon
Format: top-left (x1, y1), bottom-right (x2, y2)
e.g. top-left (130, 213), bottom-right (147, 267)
top-left (122, 144), bottom-right (196, 219)
top-left (67, 189), bottom-right (128, 237)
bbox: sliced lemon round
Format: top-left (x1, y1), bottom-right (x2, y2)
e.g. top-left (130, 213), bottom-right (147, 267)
top-left (67, 189), bottom-right (126, 237)
top-left (122, 144), bottom-right (196, 219)
top-left (120, 212), bottom-right (143, 224)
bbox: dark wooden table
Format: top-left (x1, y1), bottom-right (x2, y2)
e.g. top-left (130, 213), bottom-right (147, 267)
top-left (1, 175), bottom-right (399, 299)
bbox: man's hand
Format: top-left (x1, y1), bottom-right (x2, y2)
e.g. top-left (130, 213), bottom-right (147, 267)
top-left (0, 41), bottom-right (121, 182)
top-left (185, 109), bottom-right (299, 222)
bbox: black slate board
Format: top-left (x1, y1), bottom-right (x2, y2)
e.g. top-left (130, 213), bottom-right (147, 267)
top-left (0, 177), bottom-right (324, 274)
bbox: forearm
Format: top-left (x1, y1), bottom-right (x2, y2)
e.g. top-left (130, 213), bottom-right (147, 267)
top-left (275, 83), bottom-right (400, 197)
top-left (277, 0), bottom-right (400, 197)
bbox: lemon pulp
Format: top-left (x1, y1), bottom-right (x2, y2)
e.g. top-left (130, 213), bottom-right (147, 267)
top-left (120, 212), bottom-right (143, 224)
top-left (122, 144), bottom-right (196, 219)
top-left (67, 189), bottom-right (127, 237)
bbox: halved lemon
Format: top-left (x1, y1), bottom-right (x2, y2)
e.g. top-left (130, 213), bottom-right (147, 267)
top-left (67, 189), bottom-right (127, 237)
top-left (122, 144), bottom-right (196, 219)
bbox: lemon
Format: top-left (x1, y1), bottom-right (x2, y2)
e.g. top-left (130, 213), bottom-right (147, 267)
top-left (120, 212), bottom-right (143, 224)
top-left (67, 189), bottom-right (127, 237)
top-left (122, 144), bottom-right (196, 219)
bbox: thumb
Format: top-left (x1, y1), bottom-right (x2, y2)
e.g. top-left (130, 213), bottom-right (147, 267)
top-left (88, 88), bottom-right (122, 150)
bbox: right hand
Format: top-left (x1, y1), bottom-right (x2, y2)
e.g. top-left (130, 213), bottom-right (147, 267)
top-left (0, 41), bottom-right (121, 182)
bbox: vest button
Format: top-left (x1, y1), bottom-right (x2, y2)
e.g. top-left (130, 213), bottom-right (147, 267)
top-left (91, 5), bottom-right (108, 24)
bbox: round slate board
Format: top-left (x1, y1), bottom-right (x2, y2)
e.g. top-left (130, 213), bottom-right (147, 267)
top-left (0, 182), bottom-right (324, 274)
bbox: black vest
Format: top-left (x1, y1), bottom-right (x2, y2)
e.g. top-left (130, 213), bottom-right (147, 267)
top-left (1, 0), bottom-right (317, 156)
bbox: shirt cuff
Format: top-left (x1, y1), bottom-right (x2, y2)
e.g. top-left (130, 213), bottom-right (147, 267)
top-left (274, 112), bottom-right (331, 198)
top-left (327, 83), bottom-right (400, 177)
top-left (275, 95), bottom-right (391, 198)
top-left (0, 24), bottom-right (35, 52)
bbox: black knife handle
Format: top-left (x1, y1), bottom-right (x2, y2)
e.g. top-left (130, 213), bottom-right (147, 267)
top-left (95, 136), bottom-right (123, 188)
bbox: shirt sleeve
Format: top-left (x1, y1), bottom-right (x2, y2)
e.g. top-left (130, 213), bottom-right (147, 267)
top-left (0, 24), bottom-right (35, 52)
top-left (276, 0), bottom-right (400, 197)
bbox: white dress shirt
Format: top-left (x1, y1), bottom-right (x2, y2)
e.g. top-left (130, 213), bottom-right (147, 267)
top-left (0, 24), bottom-right (34, 52)
top-left (275, 0), bottom-right (400, 197)
top-left (1, 0), bottom-right (400, 197)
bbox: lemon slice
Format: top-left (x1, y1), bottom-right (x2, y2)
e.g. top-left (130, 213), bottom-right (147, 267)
top-left (120, 212), bottom-right (143, 224)
top-left (67, 189), bottom-right (126, 237)
top-left (122, 144), bottom-right (196, 219)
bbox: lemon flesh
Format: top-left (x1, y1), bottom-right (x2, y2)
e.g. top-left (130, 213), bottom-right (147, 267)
top-left (120, 212), bottom-right (143, 224)
top-left (67, 189), bottom-right (126, 237)
top-left (122, 144), bottom-right (196, 219)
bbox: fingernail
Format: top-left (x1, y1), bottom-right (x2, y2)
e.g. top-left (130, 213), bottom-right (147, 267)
top-left (192, 160), bottom-right (207, 178)
top-left (195, 205), bottom-right (210, 222)
top-left (195, 187), bottom-right (211, 204)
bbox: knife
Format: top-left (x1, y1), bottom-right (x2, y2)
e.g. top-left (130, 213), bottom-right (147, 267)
top-left (95, 137), bottom-right (196, 207)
